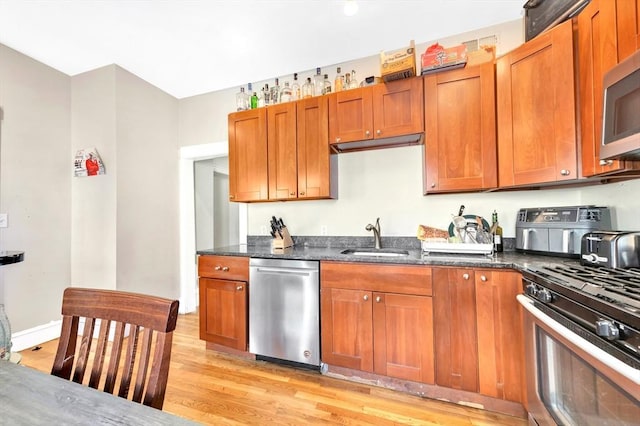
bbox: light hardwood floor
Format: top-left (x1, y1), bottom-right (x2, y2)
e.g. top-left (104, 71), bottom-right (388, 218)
top-left (19, 312), bottom-right (527, 425)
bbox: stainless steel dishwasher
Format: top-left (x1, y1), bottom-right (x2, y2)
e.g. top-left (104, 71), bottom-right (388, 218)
top-left (249, 258), bottom-right (320, 367)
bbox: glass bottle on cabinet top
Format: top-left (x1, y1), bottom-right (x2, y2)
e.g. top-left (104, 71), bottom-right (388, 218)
top-left (262, 83), bottom-right (271, 106)
top-left (334, 67), bottom-right (344, 92)
top-left (323, 74), bottom-right (332, 95)
top-left (280, 81), bottom-right (292, 102)
top-left (291, 73), bottom-right (300, 101)
top-left (344, 72), bottom-right (352, 89)
top-left (235, 86), bottom-right (249, 111)
top-left (313, 67), bottom-right (324, 96)
top-left (271, 78), bottom-right (281, 104)
top-left (348, 69), bottom-right (359, 89)
top-left (302, 77), bottom-right (313, 99)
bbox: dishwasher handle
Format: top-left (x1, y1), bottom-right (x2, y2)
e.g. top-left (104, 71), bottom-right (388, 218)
top-left (252, 266), bottom-right (317, 277)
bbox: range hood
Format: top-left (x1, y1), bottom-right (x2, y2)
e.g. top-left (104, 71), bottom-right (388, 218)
top-left (330, 132), bottom-right (424, 154)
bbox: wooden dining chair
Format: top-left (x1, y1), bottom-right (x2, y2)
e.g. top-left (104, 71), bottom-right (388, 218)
top-left (51, 287), bottom-right (179, 410)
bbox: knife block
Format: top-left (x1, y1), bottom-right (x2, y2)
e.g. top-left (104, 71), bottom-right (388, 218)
top-left (272, 226), bottom-right (294, 250)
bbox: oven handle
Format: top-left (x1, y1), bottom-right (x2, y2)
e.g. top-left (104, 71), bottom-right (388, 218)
top-left (517, 294), bottom-right (640, 385)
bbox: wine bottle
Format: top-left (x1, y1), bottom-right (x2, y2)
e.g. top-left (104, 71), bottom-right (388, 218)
top-left (492, 210), bottom-right (504, 253)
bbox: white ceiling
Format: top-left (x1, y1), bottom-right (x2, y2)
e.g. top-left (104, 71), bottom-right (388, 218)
top-left (0, 0), bottom-right (525, 99)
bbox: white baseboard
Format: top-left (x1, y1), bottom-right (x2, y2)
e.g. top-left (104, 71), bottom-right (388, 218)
top-left (12, 320), bottom-right (62, 352)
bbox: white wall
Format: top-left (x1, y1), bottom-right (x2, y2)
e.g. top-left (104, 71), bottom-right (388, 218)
top-left (0, 44), bottom-right (71, 331)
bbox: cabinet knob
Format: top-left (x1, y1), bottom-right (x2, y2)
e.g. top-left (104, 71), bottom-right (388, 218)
top-left (222, 266), bottom-right (229, 272)
top-left (363, 295), bottom-right (369, 301)
top-left (462, 273), bottom-right (470, 280)
top-left (480, 275), bottom-right (488, 282)
top-left (431, 183), bottom-right (436, 188)
top-left (335, 137), bottom-right (341, 143)
top-left (300, 191), bottom-right (305, 196)
top-left (236, 285), bottom-right (243, 291)
top-left (375, 296), bottom-right (381, 303)
top-left (599, 160), bottom-right (613, 166)
top-left (560, 169), bottom-right (571, 176)
top-left (229, 195), bottom-right (235, 200)
top-left (376, 130), bottom-right (381, 136)
top-left (290, 192), bottom-right (296, 196)
top-left (365, 130), bottom-right (370, 137)
top-left (215, 266), bottom-right (222, 271)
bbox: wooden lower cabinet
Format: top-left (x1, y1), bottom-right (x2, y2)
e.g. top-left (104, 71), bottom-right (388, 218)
top-left (198, 255), bottom-right (249, 351)
top-left (199, 278), bottom-right (248, 351)
top-left (321, 261), bottom-right (434, 384)
top-left (433, 267), bottom-right (524, 404)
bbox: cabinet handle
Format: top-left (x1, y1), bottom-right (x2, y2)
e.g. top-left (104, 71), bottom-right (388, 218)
top-left (365, 130), bottom-right (370, 137)
top-left (335, 137), bottom-right (341, 143)
top-left (376, 130), bottom-right (381, 136)
top-left (375, 296), bottom-right (381, 303)
top-left (599, 159), bottom-right (613, 166)
top-left (236, 285), bottom-right (243, 291)
top-left (480, 275), bottom-right (488, 282)
top-left (215, 266), bottom-right (222, 271)
top-left (462, 273), bottom-right (470, 280)
top-left (560, 169), bottom-right (571, 176)
top-left (222, 266), bottom-right (229, 272)
top-left (363, 295), bottom-right (369, 301)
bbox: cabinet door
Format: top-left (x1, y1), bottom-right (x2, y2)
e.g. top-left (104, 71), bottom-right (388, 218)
top-left (579, 0), bottom-right (640, 177)
top-left (267, 103), bottom-right (298, 200)
top-left (296, 97), bottom-right (336, 199)
top-left (372, 78), bottom-right (424, 139)
top-left (199, 278), bottom-right (247, 351)
top-left (424, 62), bottom-right (497, 193)
top-left (228, 109), bottom-right (268, 202)
top-left (328, 87), bottom-right (373, 144)
top-left (321, 287), bottom-right (373, 371)
top-left (610, 0), bottom-right (640, 61)
top-left (497, 19), bottom-right (577, 187)
top-left (433, 268), bottom-right (478, 392)
top-left (373, 292), bottom-right (434, 384)
top-left (475, 270), bottom-right (524, 404)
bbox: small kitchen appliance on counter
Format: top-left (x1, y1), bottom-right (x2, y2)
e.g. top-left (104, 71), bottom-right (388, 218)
top-left (580, 231), bottom-right (640, 268)
top-left (515, 205), bottom-right (612, 257)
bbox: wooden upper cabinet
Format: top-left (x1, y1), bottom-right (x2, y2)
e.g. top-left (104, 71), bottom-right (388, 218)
top-left (371, 77), bottom-right (424, 139)
top-left (423, 61), bottom-right (497, 193)
top-left (267, 103), bottom-right (298, 200)
top-left (328, 77), bottom-right (424, 145)
top-left (328, 87), bottom-right (374, 143)
top-left (228, 109), bottom-right (268, 202)
top-left (296, 97), bottom-right (336, 199)
top-left (579, 0), bottom-right (640, 177)
top-left (497, 19), bottom-right (577, 187)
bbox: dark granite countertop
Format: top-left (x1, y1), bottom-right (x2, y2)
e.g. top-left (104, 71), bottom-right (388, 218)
top-left (197, 237), bottom-right (577, 272)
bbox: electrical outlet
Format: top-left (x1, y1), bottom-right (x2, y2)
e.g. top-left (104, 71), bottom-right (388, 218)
top-left (260, 225), bottom-right (268, 235)
top-left (320, 225), bottom-right (328, 236)
top-left (0, 213), bottom-right (7, 228)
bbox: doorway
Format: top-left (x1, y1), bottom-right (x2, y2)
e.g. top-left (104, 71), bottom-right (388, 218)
top-left (179, 142), bottom-right (247, 313)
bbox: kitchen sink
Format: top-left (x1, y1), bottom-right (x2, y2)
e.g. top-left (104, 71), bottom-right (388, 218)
top-left (340, 248), bottom-right (410, 257)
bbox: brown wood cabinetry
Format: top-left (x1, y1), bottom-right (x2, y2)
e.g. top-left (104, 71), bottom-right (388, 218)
top-left (198, 255), bottom-right (249, 351)
top-left (423, 61), bottom-right (497, 193)
top-left (433, 268), bottom-right (524, 404)
top-left (578, 0), bottom-right (640, 177)
top-left (497, 19), bottom-right (577, 187)
top-left (267, 102), bottom-right (298, 199)
top-left (328, 78), bottom-right (424, 147)
top-left (321, 261), bottom-right (434, 384)
top-left (228, 109), bottom-right (268, 202)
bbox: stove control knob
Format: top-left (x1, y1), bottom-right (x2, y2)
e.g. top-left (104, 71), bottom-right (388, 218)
top-left (595, 319), bottom-right (620, 340)
top-left (525, 283), bottom-right (538, 297)
top-left (536, 288), bottom-right (553, 303)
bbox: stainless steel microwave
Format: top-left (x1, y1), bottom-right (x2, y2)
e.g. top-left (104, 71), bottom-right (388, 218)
top-left (600, 49), bottom-right (640, 161)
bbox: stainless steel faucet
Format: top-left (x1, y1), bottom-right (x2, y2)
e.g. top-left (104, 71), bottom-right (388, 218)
top-left (366, 218), bottom-right (382, 249)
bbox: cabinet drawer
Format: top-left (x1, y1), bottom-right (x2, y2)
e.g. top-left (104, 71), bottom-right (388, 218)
top-left (198, 255), bottom-right (249, 281)
top-left (321, 261), bottom-right (432, 295)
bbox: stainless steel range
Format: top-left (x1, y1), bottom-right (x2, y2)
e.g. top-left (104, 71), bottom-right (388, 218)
top-left (519, 257), bottom-right (640, 425)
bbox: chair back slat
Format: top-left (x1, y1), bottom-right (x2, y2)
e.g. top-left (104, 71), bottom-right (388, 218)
top-left (51, 287), bottom-right (179, 410)
top-left (133, 329), bottom-right (154, 403)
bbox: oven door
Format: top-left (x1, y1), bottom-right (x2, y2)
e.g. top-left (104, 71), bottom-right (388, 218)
top-left (517, 295), bottom-right (640, 426)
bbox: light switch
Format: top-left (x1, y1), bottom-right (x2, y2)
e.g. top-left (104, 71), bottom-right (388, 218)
top-left (0, 213), bottom-right (7, 228)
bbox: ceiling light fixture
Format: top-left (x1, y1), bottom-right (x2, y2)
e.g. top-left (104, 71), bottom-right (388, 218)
top-left (343, 0), bottom-right (359, 16)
